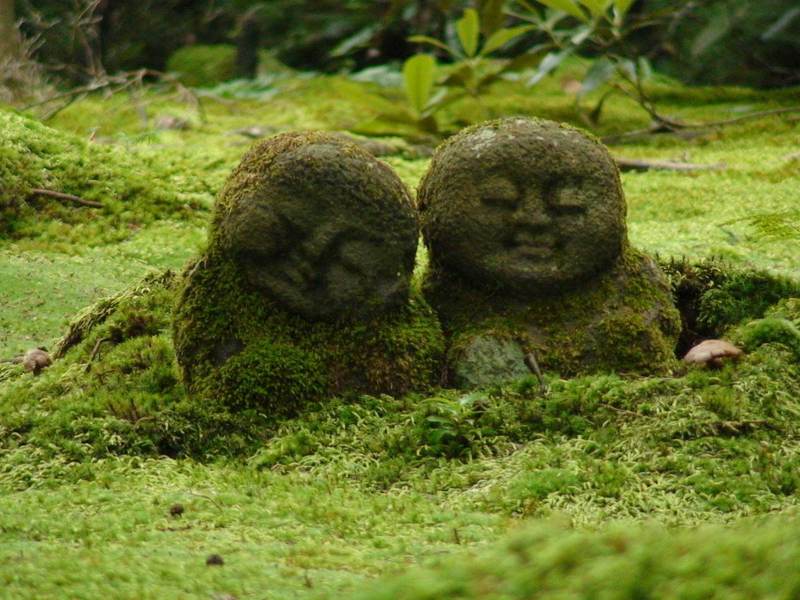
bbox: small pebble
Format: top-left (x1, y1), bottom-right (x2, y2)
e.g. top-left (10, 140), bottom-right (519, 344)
top-left (206, 554), bottom-right (225, 566)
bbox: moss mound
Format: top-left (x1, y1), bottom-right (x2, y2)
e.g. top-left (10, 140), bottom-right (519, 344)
top-left (165, 44), bottom-right (237, 87)
top-left (351, 516), bottom-right (800, 599)
top-left (0, 271), bottom-right (298, 460)
top-left (660, 257), bottom-right (800, 354)
top-left (0, 109), bottom-right (212, 244)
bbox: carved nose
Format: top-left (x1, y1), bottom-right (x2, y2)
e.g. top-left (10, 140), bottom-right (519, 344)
top-left (514, 191), bottom-right (552, 228)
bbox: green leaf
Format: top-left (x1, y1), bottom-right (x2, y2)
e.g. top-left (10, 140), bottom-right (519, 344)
top-left (403, 54), bottom-right (437, 117)
top-left (533, 0), bottom-right (589, 22)
top-left (457, 9), bottom-right (481, 57)
top-left (578, 57), bottom-right (615, 99)
top-left (527, 48), bottom-right (573, 86)
top-left (499, 47), bottom-right (549, 73)
top-left (407, 35), bottom-right (457, 57)
top-left (577, 0), bottom-right (611, 17)
top-left (613, 0), bottom-right (635, 18)
top-left (480, 25), bottom-right (536, 56)
top-left (479, 0), bottom-right (506, 35)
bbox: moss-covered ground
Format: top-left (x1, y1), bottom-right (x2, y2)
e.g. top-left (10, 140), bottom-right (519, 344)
top-left (1, 60), bottom-right (799, 598)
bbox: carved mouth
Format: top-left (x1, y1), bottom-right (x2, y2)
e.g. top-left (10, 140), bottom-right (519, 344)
top-left (508, 233), bottom-right (557, 259)
top-left (513, 244), bottom-right (554, 259)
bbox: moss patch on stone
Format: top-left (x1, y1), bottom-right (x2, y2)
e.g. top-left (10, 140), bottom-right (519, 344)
top-left (173, 250), bottom-right (444, 413)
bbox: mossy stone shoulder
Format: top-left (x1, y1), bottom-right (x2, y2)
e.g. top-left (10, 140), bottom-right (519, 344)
top-left (418, 118), bottom-right (679, 385)
top-left (427, 248), bottom-right (681, 385)
top-left (174, 132), bottom-right (444, 411)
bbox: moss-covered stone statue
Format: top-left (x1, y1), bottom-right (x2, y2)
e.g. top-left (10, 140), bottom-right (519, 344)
top-left (418, 117), bottom-right (680, 387)
top-left (174, 132), bottom-right (444, 413)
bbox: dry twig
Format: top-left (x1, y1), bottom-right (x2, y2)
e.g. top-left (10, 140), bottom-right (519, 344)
top-left (31, 188), bottom-right (103, 208)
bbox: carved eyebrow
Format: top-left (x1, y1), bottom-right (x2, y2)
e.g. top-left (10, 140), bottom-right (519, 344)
top-left (478, 177), bottom-right (518, 200)
top-left (550, 184), bottom-right (587, 211)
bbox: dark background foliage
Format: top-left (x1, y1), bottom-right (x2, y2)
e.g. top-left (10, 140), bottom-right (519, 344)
top-left (12, 0), bottom-right (800, 87)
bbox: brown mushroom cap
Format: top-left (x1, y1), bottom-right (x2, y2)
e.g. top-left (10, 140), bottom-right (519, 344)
top-left (683, 339), bottom-right (743, 367)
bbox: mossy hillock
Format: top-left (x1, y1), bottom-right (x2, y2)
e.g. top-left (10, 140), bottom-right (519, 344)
top-left (165, 44), bottom-right (238, 88)
top-left (0, 109), bottom-right (213, 245)
top-left (660, 256), bottom-right (800, 354)
top-left (0, 264), bottom-right (798, 529)
top-left (0, 271), bottom-right (282, 462)
top-left (349, 515), bottom-right (800, 600)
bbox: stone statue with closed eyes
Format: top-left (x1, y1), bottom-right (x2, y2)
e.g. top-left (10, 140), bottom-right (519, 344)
top-left (419, 118), bottom-right (680, 387)
top-left (173, 132), bottom-right (443, 413)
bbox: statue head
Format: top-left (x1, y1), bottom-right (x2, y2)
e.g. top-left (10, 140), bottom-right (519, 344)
top-left (419, 118), bottom-right (627, 294)
top-left (212, 132), bottom-right (418, 319)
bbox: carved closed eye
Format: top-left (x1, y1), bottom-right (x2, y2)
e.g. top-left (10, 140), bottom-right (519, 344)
top-left (549, 184), bottom-right (586, 214)
top-left (479, 178), bottom-right (519, 209)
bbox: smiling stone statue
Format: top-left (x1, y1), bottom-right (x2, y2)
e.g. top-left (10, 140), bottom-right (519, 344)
top-left (419, 118), bottom-right (680, 387)
top-left (173, 132), bottom-right (443, 412)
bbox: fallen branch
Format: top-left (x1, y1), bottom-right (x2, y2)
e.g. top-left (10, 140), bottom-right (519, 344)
top-left (85, 337), bottom-right (111, 372)
top-left (615, 158), bottom-right (726, 173)
top-left (30, 188), bottom-right (103, 208)
top-left (603, 106), bottom-right (800, 145)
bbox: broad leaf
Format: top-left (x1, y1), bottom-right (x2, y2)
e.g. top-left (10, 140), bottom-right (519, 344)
top-left (481, 25), bottom-right (536, 56)
top-left (577, 0), bottom-right (612, 17)
top-left (578, 57), bottom-right (615, 99)
top-left (533, 0), bottom-right (589, 22)
top-left (457, 9), bottom-right (481, 57)
top-left (527, 48), bottom-right (572, 86)
top-left (407, 35), bottom-right (457, 57)
top-left (403, 54), bottom-right (437, 116)
top-left (479, 0), bottom-right (506, 36)
top-left (613, 0), bottom-right (636, 18)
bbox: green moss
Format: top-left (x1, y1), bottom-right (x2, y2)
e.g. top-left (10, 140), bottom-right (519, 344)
top-left (0, 271), bottom-right (284, 459)
top-left (733, 317), bottom-right (800, 359)
top-left (659, 257), bottom-right (800, 353)
top-left (351, 516), bottom-right (800, 600)
top-left (165, 44), bottom-right (237, 88)
top-left (427, 247), bottom-right (681, 382)
top-left (173, 250), bottom-right (445, 412)
top-left (0, 109), bottom-right (212, 244)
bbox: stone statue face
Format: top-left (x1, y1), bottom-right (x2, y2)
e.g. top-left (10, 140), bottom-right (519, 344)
top-left (419, 118), bottom-right (627, 294)
top-left (214, 134), bottom-right (418, 319)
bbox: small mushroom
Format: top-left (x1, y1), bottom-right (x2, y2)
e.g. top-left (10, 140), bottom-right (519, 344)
top-left (683, 339), bottom-right (743, 368)
top-left (22, 348), bottom-right (52, 375)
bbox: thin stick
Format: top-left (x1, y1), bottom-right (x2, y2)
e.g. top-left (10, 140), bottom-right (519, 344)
top-left (603, 107), bottom-right (800, 144)
top-left (30, 188), bottom-right (103, 208)
top-left (85, 337), bottom-right (110, 372)
top-left (523, 351), bottom-right (548, 395)
top-left (615, 158), bottom-right (726, 172)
